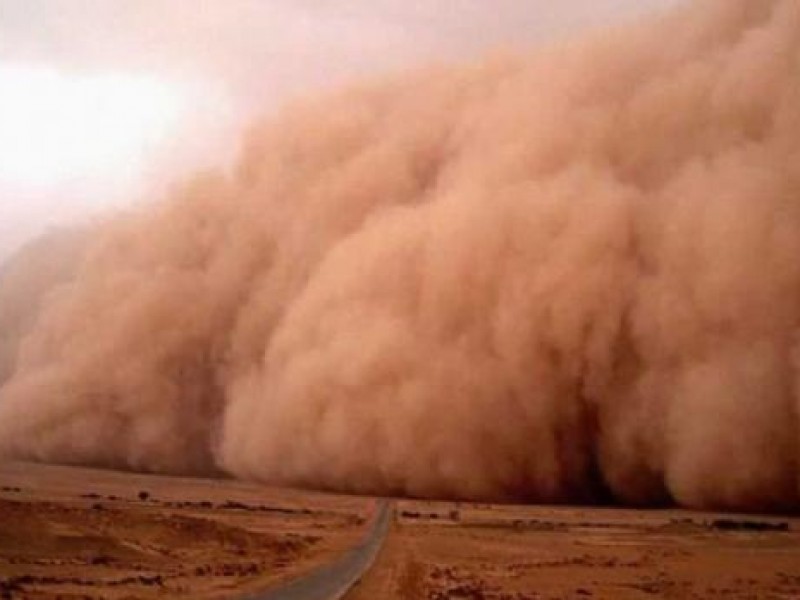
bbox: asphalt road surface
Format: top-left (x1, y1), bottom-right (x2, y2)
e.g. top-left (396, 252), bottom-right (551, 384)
top-left (242, 499), bottom-right (393, 600)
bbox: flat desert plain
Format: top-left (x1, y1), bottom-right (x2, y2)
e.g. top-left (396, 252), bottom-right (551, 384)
top-left (351, 500), bottom-right (800, 600)
top-left (1, 462), bottom-right (799, 600)
top-left (0, 462), bottom-right (368, 599)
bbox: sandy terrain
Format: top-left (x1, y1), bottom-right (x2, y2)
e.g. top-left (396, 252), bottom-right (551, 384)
top-left (0, 462), bottom-right (370, 599)
top-left (2, 462), bottom-right (799, 600)
top-left (346, 500), bottom-right (800, 600)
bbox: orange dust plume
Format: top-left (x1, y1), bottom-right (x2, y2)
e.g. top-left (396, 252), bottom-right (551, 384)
top-left (1, 0), bottom-right (799, 512)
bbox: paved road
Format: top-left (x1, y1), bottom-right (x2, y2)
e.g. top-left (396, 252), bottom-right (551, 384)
top-left (241, 500), bottom-right (393, 600)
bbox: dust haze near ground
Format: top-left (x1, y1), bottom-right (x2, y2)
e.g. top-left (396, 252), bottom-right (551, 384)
top-left (0, 227), bottom-right (88, 385)
top-left (1, 0), bottom-right (800, 512)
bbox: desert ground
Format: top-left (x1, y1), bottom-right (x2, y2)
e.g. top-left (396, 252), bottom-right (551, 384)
top-left (350, 500), bottom-right (800, 600)
top-left (0, 462), bottom-right (369, 599)
top-left (1, 462), bottom-right (799, 600)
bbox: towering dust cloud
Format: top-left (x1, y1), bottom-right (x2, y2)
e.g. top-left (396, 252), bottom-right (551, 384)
top-left (1, 0), bottom-right (800, 512)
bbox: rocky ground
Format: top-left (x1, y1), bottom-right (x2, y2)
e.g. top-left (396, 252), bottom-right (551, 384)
top-left (0, 462), bottom-right (368, 599)
top-left (346, 501), bottom-right (800, 600)
top-left (2, 462), bottom-right (799, 600)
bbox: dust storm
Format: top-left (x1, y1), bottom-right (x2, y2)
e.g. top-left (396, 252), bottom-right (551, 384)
top-left (1, 0), bottom-right (799, 512)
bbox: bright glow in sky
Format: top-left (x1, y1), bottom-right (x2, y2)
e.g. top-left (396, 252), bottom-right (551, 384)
top-left (0, 0), bottom-right (680, 260)
top-left (0, 66), bottom-right (184, 187)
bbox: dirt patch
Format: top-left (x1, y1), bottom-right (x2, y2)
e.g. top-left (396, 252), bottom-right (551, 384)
top-left (347, 500), bottom-right (800, 600)
top-left (0, 462), bottom-right (371, 599)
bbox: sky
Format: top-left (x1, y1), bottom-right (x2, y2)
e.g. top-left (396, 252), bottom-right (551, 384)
top-left (0, 0), bottom-right (680, 260)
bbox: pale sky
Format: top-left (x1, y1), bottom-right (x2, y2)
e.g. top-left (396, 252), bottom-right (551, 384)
top-left (0, 0), bottom-right (680, 260)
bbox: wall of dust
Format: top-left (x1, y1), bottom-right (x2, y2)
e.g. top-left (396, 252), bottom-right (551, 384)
top-left (1, 0), bottom-right (799, 511)
top-left (0, 227), bottom-right (88, 386)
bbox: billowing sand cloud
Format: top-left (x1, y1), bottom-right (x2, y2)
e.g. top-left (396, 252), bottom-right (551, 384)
top-left (0, 227), bottom-right (88, 385)
top-left (1, 0), bottom-right (799, 511)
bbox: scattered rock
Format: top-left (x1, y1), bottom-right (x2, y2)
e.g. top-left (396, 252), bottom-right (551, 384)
top-left (708, 519), bottom-right (789, 532)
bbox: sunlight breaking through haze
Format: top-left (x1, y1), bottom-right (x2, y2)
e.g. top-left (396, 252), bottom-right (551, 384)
top-left (0, 66), bottom-right (184, 186)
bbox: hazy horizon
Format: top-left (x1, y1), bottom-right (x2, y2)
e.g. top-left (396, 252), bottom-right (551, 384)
top-left (3, 0), bottom-right (800, 512)
top-left (0, 0), bottom-right (679, 260)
